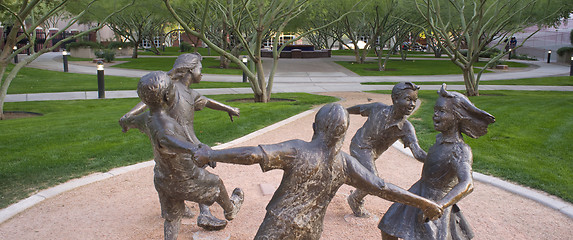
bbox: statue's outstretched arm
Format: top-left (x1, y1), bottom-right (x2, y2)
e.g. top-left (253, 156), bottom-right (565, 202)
top-left (195, 146), bottom-right (263, 166)
top-left (123, 102), bottom-right (148, 118)
top-left (344, 154), bottom-right (442, 221)
top-left (205, 98), bottom-right (240, 122)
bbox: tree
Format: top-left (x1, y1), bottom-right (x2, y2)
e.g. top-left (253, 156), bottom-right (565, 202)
top-left (289, 0), bottom-right (349, 50)
top-left (174, 0), bottom-right (244, 68)
top-left (165, 0), bottom-right (356, 102)
top-left (71, 0), bottom-right (170, 58)
top-left (415, 0), bottom-right (573, 96)
top-left (0, 0), bottom-right (133, 120)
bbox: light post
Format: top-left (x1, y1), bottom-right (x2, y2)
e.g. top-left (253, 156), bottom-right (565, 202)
top-left (570, 56), bottom-right (573, 77)
top-left (97, 61), bottom-right (105, 98)
top-left (547, 50), bottom-right (551, 63)
top-left (62, 50), bottom-right (69, 72)
top-left (13, 46), bottom-right (18, 64)
top-left (242, 56), bottom-right (248, 83)
top-left (508, 48), bottom-right (512, 60)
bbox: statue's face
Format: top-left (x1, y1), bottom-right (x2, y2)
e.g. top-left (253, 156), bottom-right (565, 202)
top-left (190, 62), bottom-right (203, 84)
top-left (393, 89), bottom-right (418, 116)
top-left (433, 98), bottom-right (456, 132)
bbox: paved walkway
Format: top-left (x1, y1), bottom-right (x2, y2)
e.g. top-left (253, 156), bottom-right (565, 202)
top-left (1, 52), bottom-right (573, 239)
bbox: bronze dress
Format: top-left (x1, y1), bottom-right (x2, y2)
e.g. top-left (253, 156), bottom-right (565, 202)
top-left (379, 134), bottom-right (475, 240)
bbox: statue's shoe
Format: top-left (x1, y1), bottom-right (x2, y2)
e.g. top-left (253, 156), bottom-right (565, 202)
top-left (224, 188), bottom-right (244, 221)
top-left (197, 214), bottom-right (227, 231)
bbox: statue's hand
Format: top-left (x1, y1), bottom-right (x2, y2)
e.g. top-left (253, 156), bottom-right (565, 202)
top-left (421, 201), bottom-right (443, 222)
top-left (228, 107), bottom-right (240, 122)
top-left (119, 115), bottom-right (131, 133)
top-left (194, 144), bottom-right (212, 167)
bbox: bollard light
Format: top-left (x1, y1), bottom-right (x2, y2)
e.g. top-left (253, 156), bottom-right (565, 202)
top-left (13, 46), bottom-right (18, 64)
top-left (62, 50), bottom-right (69, 72)
top-left (97, 61), bottom-right (105, 98)
top-left (547, 50), bottom-right (552, 63)
top-left (242, 56), bottom-right (248, 83)
top-left (508, 48), bottom-right (512, 60)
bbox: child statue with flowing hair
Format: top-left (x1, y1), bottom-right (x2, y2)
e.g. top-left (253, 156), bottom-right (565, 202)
top-left (379, 84), bottom-right (495, 240)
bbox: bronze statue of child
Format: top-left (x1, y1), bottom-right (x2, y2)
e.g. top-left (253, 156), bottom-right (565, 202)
top-left (194, 103), bottom-right (443, 240)
top-left (379, 84), bottom-right (495, 240)
top-left (120, 53), bottom-right (239, 230)
top-left (347, 82), bottom-right (428, 217)
top-left (119, 71), bottom-right (243, 240)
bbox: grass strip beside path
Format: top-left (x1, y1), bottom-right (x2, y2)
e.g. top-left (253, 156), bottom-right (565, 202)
top-left (6, 66), bottom-right (250, 94)
top-left (335, 59), bottom-right (502, 76)
top-left (110, 57), bottom-right (243, 75)
top-left (371, 90), bottom-right (573, 203)
top-left (0, 93), bottom-right (337, 209)
top-left (361, 76), bottom-right (573, 86)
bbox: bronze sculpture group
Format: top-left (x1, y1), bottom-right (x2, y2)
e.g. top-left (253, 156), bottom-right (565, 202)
top-left (120, 55), bottom-right (495, 240)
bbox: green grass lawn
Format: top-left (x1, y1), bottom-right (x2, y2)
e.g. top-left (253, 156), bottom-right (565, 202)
top-left (335, 59), bottom-right (507, 76)
top-left (0, 93), bottom-right (337, 208)
top-left (137, 46), bottom-right (221, 56)
top-left (5, 66), bottom-right (250, 94)
top-left (331, 49), bottom-right (432, 57)
top-left (362, 76), bottom-right (573, 86)
top-left (111, 56), bottom-right (243, 75)
top-left (371, 90), bottom-right (573, 203)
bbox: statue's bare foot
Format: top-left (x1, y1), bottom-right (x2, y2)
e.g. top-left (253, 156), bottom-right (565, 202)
top-left (224, 188), bottom-right (244, 221)
top-left (183, 205), bottom-right (195, 218)
top-left (197, 214), bottom-right (227, 231)
top-left (347, 194), bottom-right (370, 218)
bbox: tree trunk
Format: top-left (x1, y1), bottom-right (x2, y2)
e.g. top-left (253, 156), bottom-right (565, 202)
top-left (462, 67), bottom-right (479, 96)
top-left (131, 39), bottom-right (139, 58)
top-left (219, 56), bottom-right (229, 68)
top-left (434, 48), bottom-right (442, 58)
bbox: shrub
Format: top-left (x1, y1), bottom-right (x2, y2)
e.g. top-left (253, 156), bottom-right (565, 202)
top-left (557, 47), bottom-right (573, 56)
top-left (67, 41), bottom-right (102, 50)
top-left (180, 42), bottom-right (193, 52)
top-left (513, 54), bottom-right (537, 61)
top-left (95, 49), bottom-right (116, 62)
top-left (488, 59), bottom-right (503, 68)
top-left (107, 41), bottom-right (133, 49)
top-left (480, 48), bottom-right (502, 58)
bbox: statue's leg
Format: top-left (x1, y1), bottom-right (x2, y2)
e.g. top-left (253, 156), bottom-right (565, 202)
top-left (348, 147), bottom-right (378, 217)
top-left (183, 204), bottom-right (195, 218)
top-left (197, 204), bottom-right (227, 231)
top-left (348, 189), bottom-right (370, 217)
top-left (164, 217), bottom-right (182, 240)
top-left (214, 179), bottom-right (244, 221)
top-left (159, 195), bottom-right (184, 240)
top-left (381, 230), bottom-right (398, 240)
